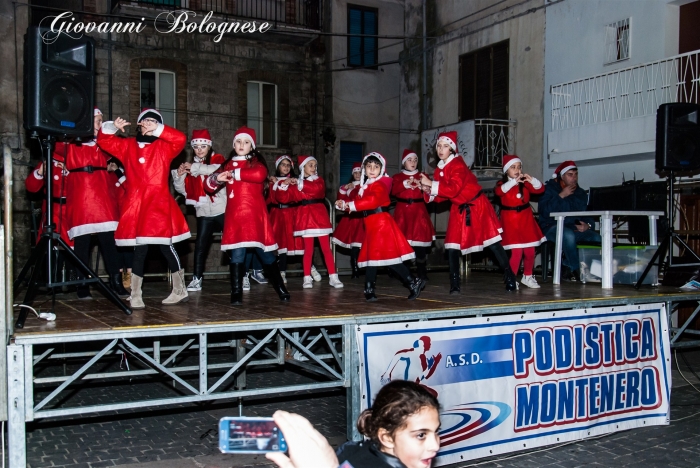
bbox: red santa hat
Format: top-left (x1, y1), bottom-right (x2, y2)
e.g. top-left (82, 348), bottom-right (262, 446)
top-left (94, 107), bottom-right (102, 116)
top-left (233, 126), bottom-right (257, 150)
top-left (552, 160), bottom-right (577, 179)
top-left (436, 131), bottom-right (458, 152)
top-left (191, 129), bottom-right (212, 147)
top-left (296, 155), bottom-right (317, 190)
top-left (137, 108), bottom-right (163, 124)
top-left (351, 162), bottom-right (362, 173)
top-left (401, 149), bottom-right (418, 166)
top-left (276, 155), bottom-right (293, 169)
top-left (502, 154), bottom-right (522, 173)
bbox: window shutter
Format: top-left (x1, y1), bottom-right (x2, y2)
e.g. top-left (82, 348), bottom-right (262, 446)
top-left (363, 10), bottom-right (377, 66)
top-left (491, 42), bottom-right (509, 119)
top-left (348, 8), bottom-right (362, 66)
top-left (475, 48), bottom-right (491, 118)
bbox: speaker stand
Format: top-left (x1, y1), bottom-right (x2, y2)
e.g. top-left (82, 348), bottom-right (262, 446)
top-left (13, 135), bottom-right (131, 329)
top-left (635, 172), bottom-right (700, 290)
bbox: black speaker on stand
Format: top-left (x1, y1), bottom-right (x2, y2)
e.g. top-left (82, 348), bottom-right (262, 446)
top-left (15, 27), bottom-right (131, 329)
top-left (635, 103), bottom-right (700, 289)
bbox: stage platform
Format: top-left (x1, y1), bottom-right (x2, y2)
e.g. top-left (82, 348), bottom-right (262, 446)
top-left (7, 272), bottom-right (700, 466)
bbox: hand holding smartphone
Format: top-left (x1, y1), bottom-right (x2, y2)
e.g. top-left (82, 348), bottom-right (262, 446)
top-left (219, 417), bottom-right (288, 454)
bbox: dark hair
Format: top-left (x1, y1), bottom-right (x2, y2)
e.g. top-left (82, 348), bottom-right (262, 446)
top-left (226, 148), bottom-right (270, 198)
top-left (347, 170), bottom-right (360, 184)
top-left (357, 380), bottom-right (440, 445)
top-left (275, 158), bottom-right (297, 178)
top-left (363, 155), bottom-right (383, 168)
top-left (193, 146), bottom-right (215, 165)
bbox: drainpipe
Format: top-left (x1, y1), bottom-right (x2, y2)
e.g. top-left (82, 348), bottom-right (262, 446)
top-left (108, 31), bottom-right (112, 119)
top-left (422, 0), bottom-right (427, 130)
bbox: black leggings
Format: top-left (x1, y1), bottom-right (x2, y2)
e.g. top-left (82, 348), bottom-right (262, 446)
top-left (73, 232), bottom-right (120, 276)
top-left (193, 214), bottom-right (225, 277)
top-left (365, 263), bottom-right (411, 283)
top-left (132, 244), bottom-right (182, 277)
top-left (414, 246), bottom-right (428, 262)
top-left (448, 242), bottom-right (510, 275)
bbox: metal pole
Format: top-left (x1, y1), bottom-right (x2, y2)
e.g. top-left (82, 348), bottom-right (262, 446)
top-left (422, 0), bottom-right (427, 130)
top-left (3, 144), bottom-right (14, 338)
top-left (7, 344), bottom-right (26, 468)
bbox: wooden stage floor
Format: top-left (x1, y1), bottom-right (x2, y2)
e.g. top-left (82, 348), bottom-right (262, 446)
top-left (13, 271), bottom-right (700, 339)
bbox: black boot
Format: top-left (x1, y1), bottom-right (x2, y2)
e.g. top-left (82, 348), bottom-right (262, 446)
top-left (364, 281), bottom-right (377, 301)
top-left (76, 284), bottom-right (92, 300)
top-left (263, 262), bottom-right (290, 302)
top-left (416, 261), bottom-right (428, 281)
top-left (229, 263), bottom-right (245, 305)
top-left (504, 267), bottom-right (518, 292)
top-left (109, 272), bottom-right (130, 298)
top-left (449, 273), bottom-right (461, 294)
top-left (351, 256), bottom-right (360, 279)
top-left (405, 275), bottom-right (426, 300)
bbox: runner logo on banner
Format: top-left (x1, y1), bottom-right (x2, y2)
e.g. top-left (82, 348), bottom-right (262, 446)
top-left (356, 303), bottom-right (671, 466)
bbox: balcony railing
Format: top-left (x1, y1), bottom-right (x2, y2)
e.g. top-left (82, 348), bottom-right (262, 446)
top-left (551, 49), bottom-right (700, 130)
top-left (473, 119), bottom-right (516, 169)
top-left (112, 0), bottom-right (322, 30)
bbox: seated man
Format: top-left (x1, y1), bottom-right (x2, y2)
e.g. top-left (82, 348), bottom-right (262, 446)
top-left (538, 160), bottom-right (601, 281)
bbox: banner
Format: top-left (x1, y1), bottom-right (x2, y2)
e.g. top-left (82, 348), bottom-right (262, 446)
top-left (356, 304), bottom-right (671, 466)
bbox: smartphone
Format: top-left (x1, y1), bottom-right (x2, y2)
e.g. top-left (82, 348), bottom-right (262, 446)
top-left (219, 417), bottom-right (288, 454)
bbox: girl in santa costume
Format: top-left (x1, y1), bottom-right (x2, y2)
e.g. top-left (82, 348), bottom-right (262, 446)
top-left (392, 149), bottom-right (436, 280)
top-left (276, 155), bottom-right (343, 289)
top-left (267, 155), bottom-right (304, 284)
top-left (172, 129), bottom-right (226, 292)
top-left (495, 155), bottom-right (546, 289)
top-left (337, 152), bottom-right (425, 301)
top-left (97, 108), bottom-right (191, 309)
top-left (24, 153), bottom-right (72, 248)
top-left (55, 107), bottom-right (129, 299)
top-left (331, 162), bottom-right (365, 278)
top-left (419, 131), bottom-right (518, 293)
top-left (205, 126), bottom-right (289, 305)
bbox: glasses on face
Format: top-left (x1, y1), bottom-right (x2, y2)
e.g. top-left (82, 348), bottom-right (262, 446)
top-left (141, 118), bottom-right (159, 125)
top-left (192, 145), bottom-right (209, 151)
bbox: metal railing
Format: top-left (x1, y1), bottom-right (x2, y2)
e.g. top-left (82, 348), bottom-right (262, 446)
top-left (551, 49), bottom-right (700, 130)
top-left (473, 119), bottom-right (516, 169)
top-left (112, 0), bottom-right (323, 30)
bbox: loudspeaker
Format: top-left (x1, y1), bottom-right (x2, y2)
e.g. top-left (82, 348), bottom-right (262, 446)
top-left (24, 27), bottom-right (95, 139)
top-left (656, 103), bottom-right (700, 172)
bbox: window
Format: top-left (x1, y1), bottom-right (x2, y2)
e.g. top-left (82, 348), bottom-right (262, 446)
top-left (605, 18), bottom-right (630, 64)
top-left (347, 5), bottom-right (378, 68)
top-left (459, 40), bottom-right (509, 121)
top-left (339, 142), bottom-right (364, 184)
top-left (140, 69), bottom-right (176, 127)
top-left (247, 81), bottom-right (278, 147)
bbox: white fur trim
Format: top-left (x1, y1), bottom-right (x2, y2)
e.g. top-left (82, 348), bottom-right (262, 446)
top-left (402, 169), bottom-right (419, 176)
top-left (233, 132), bottom-right (256, 149)
top-left (234, 168), bottom-right (241, 181)
top-left (347, 201), bottom-right (357, 212)
top-left (352, 166), bottom-right (362, 173)
top-left (101, 121), bottom-right (118, 134)
top-left (530, 177), bottom-right (542, 189)
top-left (331, 238), bottom-right (363, 248)
top-left (437, 136), bottom-right (456, 151)
top-left (501, 237), bottom-right (546, 250)
top-left (68, 221), bottom-right (119, 239)
top-left (503, 157), bottom-right (522, 173)
top-left (358, 252), bottom-right (416, 268)
top-left (407, 239), bottom-right (434, 247)
top-left (293, 228), bottom-right (334, 237)
top-left (553, 165), bottom-right (576, 178)
top-left (437, 154), bottom-right (455, 169)
top-left (403, 179), bottom-right (412, 189)
top-left (152, 123), bottom-right (165, 138)
top-left (402, 152), bottom-right (418, 165)
top-left (430, 181), bottom-right (439, 197)
top-left (444, 233), bottom-right (503, 254)
top-left (500, 178), bottom-right (518, 193)
top-left (33, 169), bottom-right (44, 180)
top-left (221, 241), bottom-right (277, 251)
top-left (191, 139), bottom-right (211, 147)
top-left (94, 108), bottom-right (102, 116)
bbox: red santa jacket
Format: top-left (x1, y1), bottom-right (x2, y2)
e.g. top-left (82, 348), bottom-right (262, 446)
top-left (276, 175), bottom-right (332, 238)
top-left (267, 176), bottom-right (304, 255)
top-left (391, 170), bottom-right (435, 246)
top-left (332, 181), bottom-right (365, 248)
top-left (97, 122), bottom-right (190, 246)
top-left (494, 177), bottom-right (546, 249)
top-left (25, 156), bottom-right (73, 247)
top-left (348, 179), bottom-right (414, 267)
top-left (424, 155), bottom-right (502, 254)
top-left (205, 155), bottom-right (278, 252)
top-left (56, 140), bottom-right (120, 239)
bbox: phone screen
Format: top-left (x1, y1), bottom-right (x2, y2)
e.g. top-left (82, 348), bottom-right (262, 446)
top-left (219, 417), bottom-right (288, 454)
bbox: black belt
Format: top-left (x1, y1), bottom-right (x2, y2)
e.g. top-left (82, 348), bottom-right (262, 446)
top-left (457, 190), bottom-right (484, 227)
top-left (51, 196), bottom-right (67, 204)
top-left (269, 202), bottom-right (300, 209)
top-left (396, 197), bottom-right (424, 205)
top-left (301, 198), bottom-right (325, 206)
top-left (500, 204), bottom-right (531, 213)
top-left (69, 165), bottom-right (107, 173)
top-left (360, 206), bottom-right (390, 218)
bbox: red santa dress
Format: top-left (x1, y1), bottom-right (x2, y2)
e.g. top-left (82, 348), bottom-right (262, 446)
top-left (425, 155), bottom-right (503, 254)
top-left (56, 140), bottom-right (120, 239)
top-left (494, 178), bottom-right (546, 249)
top-left (268, 176), bottom-right (304, 255)
top-left (97, 122), bottom-right (191, 246)
top-left (277, 175), bottom-right (333, 238)
top-left (332, 181), bottom-right (365, 248)
top-left (204, 155), bottom-right (278, 252)
top-left (392, 170), bottom-right (435, 247)
top-left (25, 156), bottom-right (73, 247)
top-left (348, 179), bottom-right (415, 267)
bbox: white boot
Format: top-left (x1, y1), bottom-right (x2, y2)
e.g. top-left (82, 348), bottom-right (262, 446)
top-left (521, 275), bottom-right (540, 289)
top-left (329, 273), bottom-right (344, 288)
top-left (162, 269), bottom-right (189, 305)
top-left (129, 274), bottom-right (145, 309)
top-left (303, 275), bottom-right (314, 289)
top-left (310, 265), bottom-right (322, 281)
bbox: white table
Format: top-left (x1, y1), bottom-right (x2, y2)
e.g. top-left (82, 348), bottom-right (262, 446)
top-left (550, 210), bottom-right (664, 289)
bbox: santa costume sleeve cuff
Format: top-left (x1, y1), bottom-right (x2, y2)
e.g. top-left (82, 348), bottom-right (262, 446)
top-left (33, 169), bottom-right (44, 180)
top-left (233, 168), bottom-right (241, 181)
top-left (206, 174), bottom-right (223, 189)
top-left (530, 177), bottom-right (542, 189)
top-left (347, 201), bottom-right (357, 212)
top-left (500, 178), bottom-right (518, 193)
top-left (117, 175), bottom-right (126, 185)
top-left (151, 123), bottom-right (165, 138)
top-left (101, 121), bottom-right (118, 134)
top-left (403, 179), bottom-right (412, 189)
top-left (430, 181), bottom-right (439, 197)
